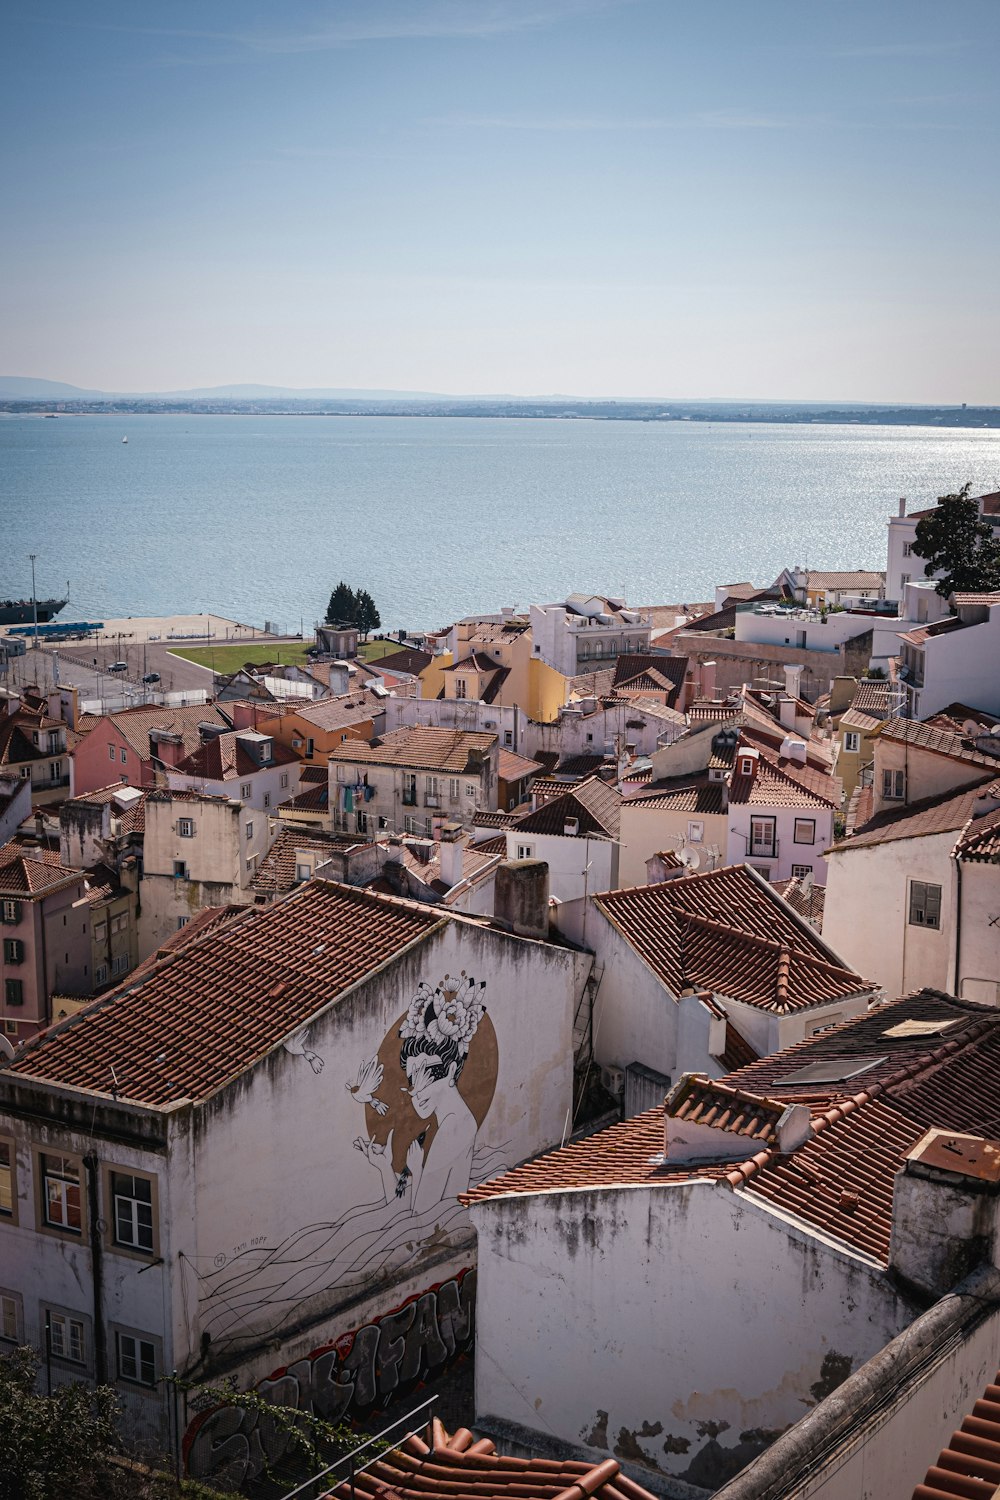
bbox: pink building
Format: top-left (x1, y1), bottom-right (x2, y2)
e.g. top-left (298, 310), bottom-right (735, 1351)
top-left (0, 847), bottom-right (91, 1046)
top-left (71, 705), bottom-right (231, 798)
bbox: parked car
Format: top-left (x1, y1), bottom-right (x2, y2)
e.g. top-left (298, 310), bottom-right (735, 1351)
top-left (142, 671), bottom-right (160, 683)
top-left (108, 661), bottom-right (128, 673)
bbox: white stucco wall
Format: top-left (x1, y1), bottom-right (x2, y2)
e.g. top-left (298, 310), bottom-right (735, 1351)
top-left (956, 858), bottom-right (1000, 1005)
top-left (727, 801), bottom-right (835, 885)
top-left (907, 608), bottom-right (1000, 720)
top-left (618, 803), bottom-right (727, 889)
top-left (471, 1180), bottom-right (913, 1492)
top-left (823, 832), bottom-right (956, 996)
top-left (589, 912), bottom-right (680, 1084)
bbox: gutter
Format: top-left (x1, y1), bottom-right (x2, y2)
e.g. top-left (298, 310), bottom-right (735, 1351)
top-left (83, 1152), bottom-right (108, 1383)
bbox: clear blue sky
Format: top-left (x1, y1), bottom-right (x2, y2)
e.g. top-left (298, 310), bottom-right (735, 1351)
top-left (3, 0), bottom-right (998, 401)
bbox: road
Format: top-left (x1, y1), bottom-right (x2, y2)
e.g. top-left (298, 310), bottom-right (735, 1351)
top-left (3, 636), bottom-right (303, 703)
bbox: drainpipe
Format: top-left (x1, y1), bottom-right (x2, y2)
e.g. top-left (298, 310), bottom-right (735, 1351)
top-left (83, 1154), bottom-right (107, 1383)
top-left (953, 855), bottom-right (964, 998)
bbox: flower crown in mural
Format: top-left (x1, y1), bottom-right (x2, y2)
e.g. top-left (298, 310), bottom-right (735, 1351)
top-left (399, 974), bottom-right (486, 1057)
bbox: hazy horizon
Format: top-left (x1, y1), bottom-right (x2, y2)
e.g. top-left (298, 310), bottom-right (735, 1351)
top-left (4, 0), bottom-right (1000, 403)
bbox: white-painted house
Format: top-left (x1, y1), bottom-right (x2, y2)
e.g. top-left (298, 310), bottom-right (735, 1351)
top-left (0, 880), bottom-right (589, 1482)
top-left (505, 778), bottom-right (622, 946)
top-left (529, 596), bottom-right (652, 677)
top-left (465, 989), bottom-right (999, 1494)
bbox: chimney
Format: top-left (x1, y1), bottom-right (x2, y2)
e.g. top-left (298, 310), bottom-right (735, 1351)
top-left (438, 821), bottom-right (464, 889)
top-left (778, 697), bottom-right (797, 731)
top-left (779, 735), bottom-right (808, 765)
top-left (698, 660), bottom-right (717, 700)
top-left (898, 497), bottom-right (907, 517)
top-left (783, 663), bottom-right (804, 702)
top-left (971, 787), bottom-right (1000, 820)
top-left (829, 675), bottom-right (858, 716)
top-left (149, 729), bottom-right (185, 767)
top-left (494, 860), bottom-right (549, 940)
top-left (563, 816), bottom-right (580, 837)
top-left (890, 1129), bottom-right (1000, 1299)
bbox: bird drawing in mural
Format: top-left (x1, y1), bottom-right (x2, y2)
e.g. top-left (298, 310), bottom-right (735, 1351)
top-left (346, 1056), bottom-right (388, 1115)
top-left (282, 1027), bottom-right (325, 1075)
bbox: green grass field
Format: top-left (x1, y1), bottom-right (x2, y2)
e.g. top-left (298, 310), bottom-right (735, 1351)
top-left (170, 637), bottom-right (400, 675)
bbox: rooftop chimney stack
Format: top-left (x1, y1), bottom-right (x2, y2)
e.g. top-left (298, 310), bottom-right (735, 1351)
top-left (890, 1129), bottom-right (1000, 1299)
top-left (899, 497), bottom-right (907, 517)
top-left (438, 821), bottom-right (465, 889)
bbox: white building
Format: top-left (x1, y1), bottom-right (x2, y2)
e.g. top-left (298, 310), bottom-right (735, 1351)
top-left (505, 778), bottom-right (622, 946)
top-left (0, 878), bottom-right (589, 1479)
top-left (885, 490), bottom-right (1000, 603)
top-left (588, 863), bottom-right (874, 1114)
top-left (465, 988), bottom-right (1000, 1493)
top-left (897, 592), bottom-right (1000, 720)
top-left (329, 726), bottom-right (499, 838)
top-left (166, 726), bottom-right (301, 815)
top-left (138, 788), bottom-right (262, 954)
top-left (529, 596), bottom-right (652, 677)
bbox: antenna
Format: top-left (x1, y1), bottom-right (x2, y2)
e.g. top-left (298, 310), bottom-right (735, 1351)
top-left (679, 846), bottom-right (702, 871)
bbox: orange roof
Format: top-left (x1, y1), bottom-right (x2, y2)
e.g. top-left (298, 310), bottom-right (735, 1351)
top-left (330, 726), bottom-right (497, 774)
top-left (0, 844), bottom-right (82, 897)
top-left (593, 865), bottom-right (868, 1014)
top-left (912, 1367), bottom-right (1000, 1499)
top-left (5, 881), bottom-right (443, 1107)
top-left (831, 777), bottom-right (999, 852)
top-left (327, 1420), bottom-right (658, 1500)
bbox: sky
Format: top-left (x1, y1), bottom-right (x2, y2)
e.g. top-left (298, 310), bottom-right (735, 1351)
top-left (2, 0), bottom-right (999, 402)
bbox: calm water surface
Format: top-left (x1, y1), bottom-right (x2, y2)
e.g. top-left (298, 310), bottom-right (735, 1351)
top-left (2, 414), bottom-right (999, 631)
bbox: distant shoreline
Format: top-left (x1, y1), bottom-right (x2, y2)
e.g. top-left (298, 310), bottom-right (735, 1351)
top-left (4, 400), bottom-right (1000, 428)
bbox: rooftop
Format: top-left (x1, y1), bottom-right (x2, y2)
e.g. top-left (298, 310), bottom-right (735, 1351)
top-left (0, 843), bottom-right (82, 897)
top-left (876, 716), bottom-right (1000, 771)
top-left (3, 881), bottom-right (443, 1108)
top-left (329, 726), bottom-right (497, 775)
top-left (173, 731), bottom-right (298, 781)
top-left (513, 776), bottom-right (622, 840)
top-left (269, 690), bottom-right (387, 733)
top-left (327, 1420), bottom-right (657, 1500)
top-left (75, 703), bottom-right (232, 762)
top-left (593, 864), bottom-right (868, 1014)
top-left (465, 989), bottom-right (1000, 1264)
top-left (250, 827), bottom-right (368, 897)
top-left (830, 777), bottom-right (998, 852)
top-left (622, 778), bottom-right (727, 815)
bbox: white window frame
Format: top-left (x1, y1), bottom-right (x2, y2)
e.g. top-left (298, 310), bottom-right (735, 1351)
top-left (115, 1328), bottom-right (159, 1388)
top-left (0, 1290), bottom-right (22, 1343)
top-left (749, 816), bottom-right (776, 858)
top-left (882, 768), bottom-right (905, 800)
top-left (40, 1153), bottom-right (83, 1236)
top-left (95, 963), bottom-right (109, 986)
top-left (791, 863), bottom-right (813, 879)
top-left (843, 731), bottom-right (860, 753)
top-left (909, 880), bottom-right (942, 930)
top-left (687, 820), bottom-right (704, 844)
top-left (240, 782), bottom-right (252, 798)
top-left (177, 817), bottom-right (195, 838)
top-left (515, 843), bottom-right (534, 860)
top-left (45, 1307), bottom-right (87, 1366)
top-left (110, 1171), bottom-right (155, 1253)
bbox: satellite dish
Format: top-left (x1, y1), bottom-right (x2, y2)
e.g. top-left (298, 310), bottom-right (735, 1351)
top-left (0, 1036), bottom-right (14, 1062)
top-left (679, 846), bottom-right (702, 871)
top-left (964, 720), bottom-right (984, 737)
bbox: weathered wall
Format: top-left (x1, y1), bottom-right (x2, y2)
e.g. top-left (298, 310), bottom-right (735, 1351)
top-left (618, 803), bottom-right (727, 889)
top-left (471, 1180), bottom-right (913, 1494)
top-left (823, 831), bottom-right (955, 997)
top-left (958, 859), bottom-right (1000, 1005)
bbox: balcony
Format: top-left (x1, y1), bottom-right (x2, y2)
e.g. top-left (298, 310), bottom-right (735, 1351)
top-left (749, 837), bottom-right (779, 860)
top-left (402, 792), bottom-right (417, 807)
top-left (425, 794), bottom-right (440, 809)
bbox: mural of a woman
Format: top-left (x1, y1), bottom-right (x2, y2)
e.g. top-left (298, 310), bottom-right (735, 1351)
top-left (354, 975), bottom-right (490, 1212)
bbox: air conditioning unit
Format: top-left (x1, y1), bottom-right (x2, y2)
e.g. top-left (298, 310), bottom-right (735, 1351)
top-left (601, 1064), bottom-right (625, 1095)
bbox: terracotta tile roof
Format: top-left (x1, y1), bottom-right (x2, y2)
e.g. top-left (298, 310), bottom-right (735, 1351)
top-left (668, 1074), bottom-right (786, 1143)
top-left (801, 570), bottom-right (885, 592)
top-left (329, 726), bottom-right (497, 774)
top-left (0, 711), bottom-right (65, 767)
top-left (498, 749), bottom-right (543, 783)
top-left (687, 699), bottom-right (742, 722)
top-left (839, 707), bottom-right (883, 733)
top-left (877, 716), bottom-right (1000, 771)
top-left (850, 679), bottom-right (900, 716)
top-left (251, 828), bottom-right (367, 896)
top-left (75, 704), bottom-right (232, 762)
top-left (912, 1367), bottom-right (1000, 1499)
top-left (622, 778), bottom-right (727, 815)
top-left (0, 843), bottom-right (83, 897)
top-left (173, 731), bottom-right (298, 781)
top-left (278, 691), bottom-right (385, 733)
top-left (5, 881), bottom-right (444, 1107)
top-left (129, 905), bottom-right (244, 979)
top-left (371, 647), bottom-right (433, 676)
top-left (729, 754), bottom-right (839, 811)
top-left (610, 694), bottom-right (686, 728)
top-left (514, 777), bottom-right (622, 839)
top-left (447, 651), bottom-right (504, 674)
top-left (899, 617), bottom-right (963, 647)
top-left (567, 668), bottom-right (616, 698)
top-left (832, 777), bottom-right (998, 852)
top-left (773, 876), bottom-right (826, 927)
top-left (466, 991), bottom-right (1000, 1264)
top-left (327, 1420), bottom-right (658, 1500)
top-left (472, 810), bottom-right (519, 829)
top-left (593, 865), bottom-right (868, 1014)
top-left (529, 776), bottom-right (580, 803)
top-left (473, 834), bottom-right (508, 856)
top-left (955, 800), bottom-right (1000, 862)
top-left (953, 591), bottom-right (1000, 607)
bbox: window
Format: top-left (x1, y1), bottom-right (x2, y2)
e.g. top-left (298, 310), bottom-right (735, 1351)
top-left (116, 1330), bottom-right (157, 1387)
top-left (516, 843), bottom-right (534, 860)
top-left (687, 821), bottom-right (704, 844)
top-left (111, 955), bottom-right (129, 977)
top-left (909, 880), bottom-right (942, 930)
top-left (455, 679), bottom-right (467, 699)
top-left (793, 819), bottom-right (816, 845)
top-left (903, 542), bottom-right (913, 557)
top-left (95, 964), bottom-right (109, 986)
top-left (263, 792), bottom-right (270, 809)
top-left (177, 817), bottom-right (195, 837)
top-left (94, 920), bottom-right (107, 941)
top-left (176, 917), bottom-right (189, 931)
top-left (2, 939), bottom-right (23, 964)
top-left (0, 1292), bottom-right (22, 1342)
top-left (240, 782), bottom-right (252, 798)
top-left (449, 778), bottom-right (460, 802)
top-left (356, 810), bottom-right (369, 833)
top-left (110, 1172), bottom-right (154, 1252)
top-left (295, 863), bottom-right (311, 883)
top-left (882, 769), bottom-right (906, 800)
top-left (465, 782), bottom-right (476, 797)
top-left (402, 773), bottom-right (417, 806)
top-left (120, 748), bottom-right (127, 764)
top-left (47, 1309), bottom-right (86, 1364)
top-left (305, 740), bottom-right (315, 760)
top-left (280, 772), bottom-right (289, 788)
top-left (40, 1154), bottom-right (82, 1235)
top-left (404, 815), bottom-right (427, 835)
top-left (504, 731), bottom-right (513, 746)
top-left (739, 757), bottom-right (754, 777)
top-left (900, 573), bottom-right (911, 588)
top-left (4, 980), bottom-right (23, 1008)
top-left (0, 1140), bottom-right (14, 1219)
top-left (108, 744), bottom-right (116, 761)
top-left (173, 860), bottom-right (187, 879)
top-left (749, 817), bottom-right (776, 858)
top-left (0, 901), bottom-right (21, 925)
top-left (791, 863), bottom-right (813, 879)
top-left (843, 731), bottom-right (860, 754)
top-left (245, 822), bottom-right (254, 841)
top-left (111, 913), bottom-right (128, 934)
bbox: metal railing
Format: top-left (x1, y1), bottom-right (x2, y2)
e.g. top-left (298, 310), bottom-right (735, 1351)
top-left (278, 1394), bottom-right (438, 1500)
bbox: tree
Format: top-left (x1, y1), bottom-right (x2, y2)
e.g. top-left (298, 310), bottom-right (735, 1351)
top-left (325, 581), bottom-right (356, 625)
top-left (354, 589), bottom-right (381, 640)
top-left (913, 483), bottom-right (1000, 599)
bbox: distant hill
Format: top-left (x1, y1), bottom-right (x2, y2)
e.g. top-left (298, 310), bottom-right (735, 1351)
top-left (0, 376), bottom-right (105, 399)
top-left (0, 376), bottom-right (467, 401)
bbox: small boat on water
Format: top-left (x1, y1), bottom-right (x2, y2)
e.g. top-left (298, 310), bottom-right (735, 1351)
top-left (122, 436), bottom-right (128, 444)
